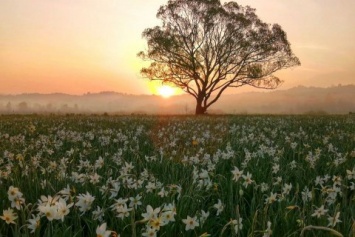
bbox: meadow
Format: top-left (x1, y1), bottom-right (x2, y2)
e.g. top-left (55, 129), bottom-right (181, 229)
top-left (0, 114), bottom-right (354, 237)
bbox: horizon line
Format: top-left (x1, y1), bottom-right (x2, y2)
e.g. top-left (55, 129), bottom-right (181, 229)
top-left (0, 84), bottom-right (354, 97)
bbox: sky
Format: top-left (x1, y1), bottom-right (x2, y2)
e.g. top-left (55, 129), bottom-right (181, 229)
top-left (1, 0), bottom-right (355, 95)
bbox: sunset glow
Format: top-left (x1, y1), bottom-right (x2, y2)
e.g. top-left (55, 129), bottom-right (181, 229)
top-left (0, 1), bottom-right (354, 95)
top-left (157, 85), bottom-right (176, 98)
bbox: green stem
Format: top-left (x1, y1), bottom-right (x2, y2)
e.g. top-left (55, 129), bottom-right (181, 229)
top-left (131, 208), bottom-right (136, 237)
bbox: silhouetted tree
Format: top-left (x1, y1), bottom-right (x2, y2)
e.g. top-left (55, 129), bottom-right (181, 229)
top-left (138, 0), bottom-right (300, 114)
top-left (46, 103), bottom-right (54, 112)
top-left (60, 104), bottom-right (69, 113)
top-left (18, 101), bottom-right (28, 112)
top-left (6, 102), bottom-right (12, 113)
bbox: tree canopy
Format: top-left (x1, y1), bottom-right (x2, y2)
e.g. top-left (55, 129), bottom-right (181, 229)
top-left (138, 0), bottom-right (300, 114)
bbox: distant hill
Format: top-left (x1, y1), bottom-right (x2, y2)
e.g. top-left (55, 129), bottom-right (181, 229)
top-left (0, 85), bottom-right (354, 114)
top-left (215, 85), bottom-right (355, 114)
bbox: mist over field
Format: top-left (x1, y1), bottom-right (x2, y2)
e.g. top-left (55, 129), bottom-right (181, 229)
top-left (0, 85), bottom-right (354, 115)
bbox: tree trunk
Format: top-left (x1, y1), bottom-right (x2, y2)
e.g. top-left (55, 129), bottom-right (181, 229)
top-left (195, 100), bottom-right (207, 115)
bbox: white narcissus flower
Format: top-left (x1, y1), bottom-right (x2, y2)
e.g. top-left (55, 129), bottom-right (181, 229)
top-left (232, 218), bottom-right (243, 234)
top-left (27, 215), bottom-right (40, 233)
top-left (58, 185), bottom-right (71, 201)
top-left (182, 215), bottom-right (199, 231)
top-left (231, 166), bottom-right (243, 182)
top-left (114, 204), bottom-right (132, 219)
top-left (56, 198), bottom-right (74, 221)
top-left (262, 221), bottom-right (272, 237)
top-left (76, 192), bottom-right (95, 213)
top-left (311, 205), bottom-right (328, 218)
top-left (145, 182), bottom-right (157, 193)
top-left (142, 205), bottom-right (161, 221)
top-left (242, 172), bottom-right (253, 188)
top-left (0, 208), bottom-right (17, 225)
top-left (346, 168), bottom-right (355, 180)
top-left (214, 199), bottom-right (224, 216)
top-left (272, 164), bottom-right (280, 174)
top-left (129, 194), bottom-right (142, 209)
top-left (93, 206), bottom-right (105, 221)
top-left (350, 182), bottom-right (355, 190)
top-left (327, 212), bottom-right (341, 227)
top-left (282, 183), bottom-right (292, 196)
top-left (161, 210), bottom-right (175, 224)
top-left (301, 187), bottom-right (312, 202)
top-left (265, 192), bottom-right (277, 204)
top-left (7, 186), bottom-right (25, 210)
top-left (95, 156), bottom-right (105, 169)
top-left (149, 216), bottom-right (166, 231)
top-left (158, 187), bottom-right (168, 197)
top-left (38, 204), bottom-right (58, 221)
top-left (89, 172), bottom-right (101, 184)
top-left (199, 210), bottom-right (209, 225)
top-left (142, 227), bottom-right (157, 237)
top-left (96, 223), bottom-right (111, 237)
top-left (7, 186), bottom-right (22, 201)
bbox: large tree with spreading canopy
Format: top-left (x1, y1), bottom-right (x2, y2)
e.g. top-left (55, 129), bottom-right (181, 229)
top-left (138, 0), bottom-right (300, 114)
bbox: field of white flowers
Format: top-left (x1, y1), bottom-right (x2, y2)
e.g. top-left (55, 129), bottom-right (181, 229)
top-left (0, 114), bottom-right (354, 237)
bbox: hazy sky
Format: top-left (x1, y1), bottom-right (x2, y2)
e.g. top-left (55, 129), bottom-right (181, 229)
top-left (1, 0), bottom-right (354, 95)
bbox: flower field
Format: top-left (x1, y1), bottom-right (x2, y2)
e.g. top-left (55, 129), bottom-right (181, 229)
top-left (0, 114), bottom-right (354, 236)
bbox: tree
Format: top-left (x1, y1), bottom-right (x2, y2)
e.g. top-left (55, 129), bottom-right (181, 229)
top-left (6, 102), bottom-right (12, 113)
top-left (18, 101), bottom-right (28, 112)
top-left (138, 0), bottom-right (300, 114)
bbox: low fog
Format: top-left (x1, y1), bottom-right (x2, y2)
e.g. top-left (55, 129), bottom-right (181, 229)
top-left (0, 85), bottom-right (354, 115)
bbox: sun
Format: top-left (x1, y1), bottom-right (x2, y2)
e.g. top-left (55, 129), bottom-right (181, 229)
top-left (157, 85), bottom-right (175, 98)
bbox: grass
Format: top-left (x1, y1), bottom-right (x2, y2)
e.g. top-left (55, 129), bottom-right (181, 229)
top-left (0, 114), bottom-right (354, 236)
